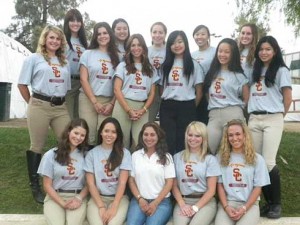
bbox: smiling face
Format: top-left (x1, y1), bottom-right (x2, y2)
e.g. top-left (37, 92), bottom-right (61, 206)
top-left (258, 42), bottom-right (275, 67)
top-left (151, 24), bottom-right (166, 47)
top-left (97, 27), bottom-right (110, 48)
top-left (239, 26), bottom-right (253, 47)
top-left (171, 35), bottom-right (185, 57)
top-left (227, 124), bottom-right (245, 152)
top-left (45, 31), bottom-right (62, 55)
top-left (186, 129), bottom-right (203, 152)
top-left (142, 126), bottom-right (158, 151)
top-left (69, 126), bottom-right (87, 150)
top-left (217, 42), bottom-right (232, 68)
top-left (130, 38), bottom-right (143, 61)
top-left (193, 27), bottom-right (209, 49)
top-left (69, 18), bottom-right (82, 36)
top-left (114, 22), bottom-right (129, 42)
top-left (100, 122), bottom-right (117, 148)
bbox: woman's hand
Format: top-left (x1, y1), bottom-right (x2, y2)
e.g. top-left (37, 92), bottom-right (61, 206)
top-left (101, 103), bottom-right (114, 116)
top-left (145, 201), bottom-right (158, 216)
top-left (103, 204), bottom-right (118, 224)
top-left (128, 109), bottom-right (140, 121)
top-left (138, 198), bottom-right (149, 213)
top-left (99, 207), bottom-right (107, 223)
top-left (225, 205), bottom-right (237, 219)
top-left (65, 197), bottom-right (82, 210)
top-left (231, 206), bottom-right (246, 221)
top-left (179, 204), bottom-right (195, 217)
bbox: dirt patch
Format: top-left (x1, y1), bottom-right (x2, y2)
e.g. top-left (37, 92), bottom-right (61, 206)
top-left (0, 119), bottom-right (299, 132)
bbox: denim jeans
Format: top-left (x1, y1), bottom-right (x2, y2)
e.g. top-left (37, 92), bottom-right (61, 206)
top-left (126, 197), bottom-right (172, 225)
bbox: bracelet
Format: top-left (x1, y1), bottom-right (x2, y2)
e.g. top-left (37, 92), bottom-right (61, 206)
top-left (74, 195), bottom-right (82, 202)
top-left (143, 106), bottom-right (148, 112)
top-left (224, 205), bottom-right (229, 210)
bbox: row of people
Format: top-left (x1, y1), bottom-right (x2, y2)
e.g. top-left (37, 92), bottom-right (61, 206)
top-left (38, 117), bottom-right (270, 225)
top-left (18, 9), bottom-right (291, 220)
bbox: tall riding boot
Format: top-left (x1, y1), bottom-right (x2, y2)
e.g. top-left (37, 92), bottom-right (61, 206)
top-left (267, 165), bottom-right (281, 219)
top-left (26, 150), bottom-right (45, 204)
top-left (260, 184), bottom-right (271, 217)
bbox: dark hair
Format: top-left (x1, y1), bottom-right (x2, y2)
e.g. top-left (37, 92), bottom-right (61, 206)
top-left (192, 24), bottom-right (211, 46)
top-left (136, 122), bottom-right (169, 165)
top-left (89, 22), bottom-right (120, 69)
top-left (112, 18), bottom-right (130, 49)
top-left (97, 117), bottom-right (124, 171)
top-left (252, 36), bottom-right (288, 87)
top-left (63, 9), bottom-right (88, 50)
top-left (124, 34), bottom-right (153, 77)
top-left (204, 38), bottom-right (244, 93)
top-left (150, 22), bottom-right (167, 45)
top-left (238, 23), bottom-right (258, 65)
top-left (56, 118), bottom-right (89, 165)
top-left (162, 30), bottom-right (194, 85)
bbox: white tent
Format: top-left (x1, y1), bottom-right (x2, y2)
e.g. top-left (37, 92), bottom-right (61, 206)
top-left (0, 31), bottom-right (31, 119)
top-left (285, 84), bottom-right (300, 122)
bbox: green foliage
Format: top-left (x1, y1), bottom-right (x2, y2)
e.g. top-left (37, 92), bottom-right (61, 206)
top-left (0, 127), bottom-right (299, 215)
top-left (235, 0), bottom-right (300, 36)
top-left (3, 0), bottom-right (89, 52)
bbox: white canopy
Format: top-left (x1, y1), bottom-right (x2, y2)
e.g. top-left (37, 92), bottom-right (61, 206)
top-left (0, 31), bottom-right (31, 118)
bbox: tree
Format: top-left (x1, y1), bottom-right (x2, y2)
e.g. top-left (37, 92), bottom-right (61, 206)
top-left (4, 0), bottom-right (88, 52)
top-left (235, 0), bottom-right (300, 36)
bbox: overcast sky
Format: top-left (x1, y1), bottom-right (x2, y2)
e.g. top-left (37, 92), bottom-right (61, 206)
top-left (1, 0), bottom-right (299, 53)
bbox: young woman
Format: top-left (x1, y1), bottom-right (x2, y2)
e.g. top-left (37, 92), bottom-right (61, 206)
top-left (204, 38), bottom-right (249, 155)
top-left (112, 34), bottom-right (157, 150)
top-left (84, 117), bottom-right (132, 225)
top-left (191, 25), bottom-right (216, 124)
top-left (18, 25), bottom-right (71, 203)
top-left (248, 36), bottom-right (292, 219)
top-left (238, 23), bottom-right (258, 80)
top-left (79, 22), bottom-right (119, 145)
top-left (112, 18), bottom-right (130, 61)
top-left (147, 22), bottom-right (167, 122)
top-left (215, 119), bottom-right (270, 225)
top-left (63, 9), bottom-right (88, 119)
top-left (126, 122), bottom-right (175, 225)
top-left (160, 30), bottom-right (204, 155)
top-left (38, 118), bottom-right (89, 225)
top-left (172, 121), bottom-right (221, 225)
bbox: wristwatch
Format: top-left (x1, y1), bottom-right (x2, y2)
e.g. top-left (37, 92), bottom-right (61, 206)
top-left (192, 205), bottom-right (199, 212)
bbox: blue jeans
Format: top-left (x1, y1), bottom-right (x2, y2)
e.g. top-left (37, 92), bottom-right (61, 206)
top-left (126, 197), bottom-right (172, 225)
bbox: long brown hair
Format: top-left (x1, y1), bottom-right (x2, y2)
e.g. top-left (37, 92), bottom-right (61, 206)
top-left (56, 118), bottom-right (89, 165)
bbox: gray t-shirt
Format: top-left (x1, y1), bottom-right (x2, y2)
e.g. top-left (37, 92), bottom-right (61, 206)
top-left (191, 46), bottom-right (216, 75)
top-left (174, 151), bottom-right (221, 195)
top-left (84, 145), bottom-right (132, 195)
top-left (18, 53), bottom-right (71, 97)
top-left (248, 67), bottom-right (292, 113)
top-left (66, 37), bottom-right (86, 76)
top-left (38, 148), bottom-right (86, 190)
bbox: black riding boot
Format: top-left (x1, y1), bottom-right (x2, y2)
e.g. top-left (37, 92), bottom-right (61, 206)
top-left (26, 150), bottom-right (45, 204)
top-left (267, 165), bottom-right (281, 219)
top-left (260, 184), bottom-right (271, 217)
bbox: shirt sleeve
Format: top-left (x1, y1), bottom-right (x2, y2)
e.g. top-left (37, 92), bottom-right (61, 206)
top-left (79, 50), bottom-right (89, 68)
top-left (18, 54), bottom-right (35, 85)
top-left (83, 150), bottom-right (95, 173)
top-left (37, 148), bottom-right (56, 178)
top-left (120, 148), bottom-right (132, 171)
top-left (253, 154), bottom-right (271, 187)
top-left (206, 155), bottom-right (222, 177)
top-left (164, 154), bottom-right (176, 179)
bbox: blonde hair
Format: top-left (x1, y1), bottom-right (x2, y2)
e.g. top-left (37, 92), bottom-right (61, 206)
top-left (182, 121), bottom-right (209, 162)
top-left (36, 25), bottom-right (67, 66)
top-left (219, 119), bottom-right (256, 166)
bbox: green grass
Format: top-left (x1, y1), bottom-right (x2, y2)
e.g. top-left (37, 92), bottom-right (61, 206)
top-left (0, 128), bottom-right (299, 216)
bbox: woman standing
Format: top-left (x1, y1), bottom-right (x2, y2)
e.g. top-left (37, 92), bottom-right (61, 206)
top-left (79, 22), bottom-right (119, 145)
top-left (112, 18), bottom-right (130, 61)
top-left (238, 23), bottom-right (258, 80)
top-left (113, 34), bottom-right (157, 150)
top-left (160, 30), bottom-right (204, 155)
top-left (148, 22), bottom-right (167, 122)
top-left (126, 122), bottom-right (175, 225)
top-left (204, 38), bottom-right (249, 155)
top-left (215, 119), bottom-right (270, 225)
top-left (38, 118), bottom-right (89, 225)
top-left (63, 9), bottom-right (88, 119)
top-left (191, 25), bottom-right (216, 124)
top-left (18, 25), bottom-right (71, 203)
top-left (172, 121), bottom-right (221, 225)
top-left (248, 36), bottom-right (292, 219)
top-left (84, 117), bottom-right (132, 225)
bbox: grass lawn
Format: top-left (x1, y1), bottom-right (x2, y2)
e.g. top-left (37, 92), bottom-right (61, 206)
top-left (0, 128), bottom-right (299, 216)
